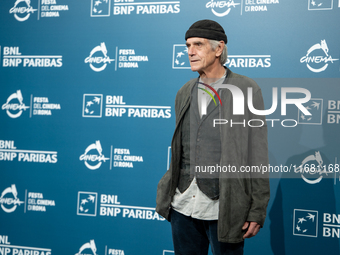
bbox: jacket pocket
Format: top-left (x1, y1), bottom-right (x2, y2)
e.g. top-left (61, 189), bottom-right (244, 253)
top-left (155, 170), bottom-right (172, 221)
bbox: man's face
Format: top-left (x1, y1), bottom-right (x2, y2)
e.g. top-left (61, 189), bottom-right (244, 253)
top-left (186, 37), bottom-right (220, 74)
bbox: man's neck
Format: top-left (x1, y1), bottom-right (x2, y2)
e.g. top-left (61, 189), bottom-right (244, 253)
top-left (199, 65), bottom-right (226, 85)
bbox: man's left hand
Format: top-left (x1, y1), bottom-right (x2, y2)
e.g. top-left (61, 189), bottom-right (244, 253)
top-left (242, 221), bottom-right (261, 239)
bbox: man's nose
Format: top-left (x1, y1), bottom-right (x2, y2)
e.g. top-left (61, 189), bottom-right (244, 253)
top-left (187, 47), bottom-right (195, 56)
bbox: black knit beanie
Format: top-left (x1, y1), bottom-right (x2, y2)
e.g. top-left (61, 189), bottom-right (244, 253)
top-left (185, 19), bottom-right (228, 44)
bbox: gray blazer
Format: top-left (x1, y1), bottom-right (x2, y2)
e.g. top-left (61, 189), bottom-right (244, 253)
top-left (156, 68), bottom-right (270, 243)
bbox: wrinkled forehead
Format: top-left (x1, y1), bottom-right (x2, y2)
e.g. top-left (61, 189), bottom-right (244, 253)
top-left (186, 37), bottom-right (208, 44)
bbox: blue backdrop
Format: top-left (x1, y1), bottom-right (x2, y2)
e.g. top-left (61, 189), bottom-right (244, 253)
top-left (1, 0), bottom-right (340, 254)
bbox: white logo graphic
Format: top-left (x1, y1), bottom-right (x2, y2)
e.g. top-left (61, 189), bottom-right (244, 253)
top-left (172, 45), bottom-right (189, 69)
top-left (300, 40), bottom-right (339, 73)
top-left (328, 99), bottom-right (340, 124)
top-left (105, 95), bottom-right (171, 118)
top-left (294, 151), bottom-right (331, 184)
top-left (308, 0), bottom-right (333, 10)
top-left (77, 192), bottom-right (98, 216)
top-left (172, 46), bottom-right (272, 69)
top-left (206, 0), bottom-right (240, 17)
top-left (0, 236), bottom-right (52, 254)
top-left (2, 46), bottom-right (63, 68)
top-left (83, 94), bottom-right (103, 118)
top-left (27, 192), bottom-right (55, 212)
top-left (75, 240), bottom-right (98, 255)
top-left (85, 43), bottom-right (114, 72)
top-left (113, 1), bottom-right (180, 15)
top-left (298, 99), bottom-right (323, 125)
top-left (163, 251), bottom-right (174, 255)
top-left (0, 184), bottom-right (24, 213)
top-left (2, 90), bottom-right (30, 118)
top-left (226, 55), bottom-right (271, 68)
top-left (10, 0), bottom-right (37, 21)
top-left (91, 0), bottom-right (110, 17)
top-left (293, 209), bottom-right (318, 237)
top-left (79, 141), bottom-right (109, 170)
top-left (0, 140), bottom-right (58, 163)
top-left (32, 96), bottom-right (61, 116)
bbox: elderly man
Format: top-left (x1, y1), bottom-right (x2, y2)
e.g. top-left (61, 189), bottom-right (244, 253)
top-left (156, 19), bottom-right (270, 255)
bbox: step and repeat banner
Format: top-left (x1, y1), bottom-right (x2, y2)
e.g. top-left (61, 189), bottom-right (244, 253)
top-left (1, 0), bottom-right (340, 255)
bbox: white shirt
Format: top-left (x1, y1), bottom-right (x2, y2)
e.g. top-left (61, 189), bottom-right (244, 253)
top-left (171, 178), bottom-right (219, 220)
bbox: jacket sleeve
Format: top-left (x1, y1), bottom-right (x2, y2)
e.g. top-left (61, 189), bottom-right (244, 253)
top-left (246, 88), bottom-right (270, 226)
top-left (155, 84), bottom-right (185, 221)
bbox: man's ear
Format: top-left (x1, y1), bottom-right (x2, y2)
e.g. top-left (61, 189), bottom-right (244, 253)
top-left (215, 41), bottom-right (224, 57)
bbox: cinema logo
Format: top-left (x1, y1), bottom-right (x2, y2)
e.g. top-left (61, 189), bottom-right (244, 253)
top-left (9, 0), bottom-right (37, 21)
top-left (79, 141), bottom-right (109, 170)
top-left (0, 235), bottom-right (52, 255)
top-left (79, 141), bottom-right (143, 170)
top-left (2, 90), bottom-right (61, 118)
top-left (293, 151), bottom-right (326, 184)
top-left (0, 140), bottom-right (58, 163)
top-left (75, 240), bottom-right (98, 255)
top-left (75, 239), bottom-right (125, 255)
top-left (293, 209), bottom-right (340, 239)
top-left (300, 40), bottom-right (338, 73)
top-left (2, 90), bottom-right (29, 118)
top-left (85, 43), bottom-right (148, 71)
top-left (85, 43), bottom-right (114, 72)
top-left (0, 184), bottom-right (24, 213)
top-left (205, 0), bottom-right (240, 17)
top-left (206, 0), bottom-right (279, 16)
top-left (77, 191), bottom-right (164, 221)
top-left (0, 184), bottom-right (56, 214)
